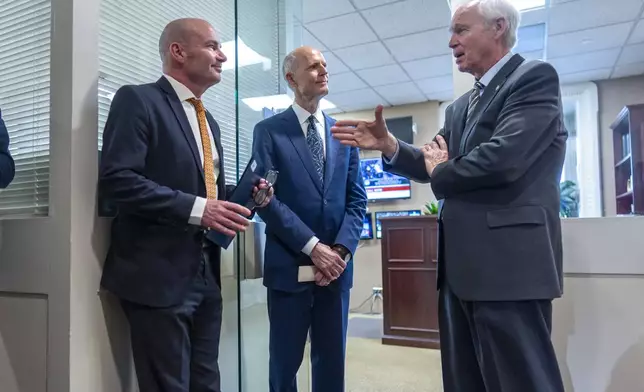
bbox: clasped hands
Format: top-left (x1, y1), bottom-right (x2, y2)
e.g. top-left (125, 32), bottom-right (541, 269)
top-left (422, 135), bottom-right (449, 176)
top-left (200, 179), bottom-right (274, 236)
top-left (311, 243), bottom-right (347, 287)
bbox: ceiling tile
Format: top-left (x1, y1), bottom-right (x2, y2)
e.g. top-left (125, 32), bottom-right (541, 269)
top-left (549, 0), bottom-right (643, 35)
top-left (416, 75), bottom-right (453, 96)
top-left (334, 41), bottom-right (396, 70)
top-left (302, 0), bottom-right (355, 23)
top-left (612, 62), bottom-right (644, 78)
top-left (629, 19), bottom-right (644, 45)
top-left (559, 68), bottom-right (612, 84)
top-left (549, 48), bottom-right (620, 75)
top-left (353, 0), bottom-right (400, 9)
top-left (302, 28), bottom-right (327, 51)
top-left (356, 64), bottom-right (410, 87)
top-left (325, 88), bottom-right (384, 107)
top-left (361, 0), bottom-right (450, 39)
top-left (322, 52), bottom-right (350, 75)
top-left (425, 89), bottom-right (454, 102)
top-left (385, 29), bottom-right (451, 62)
top-left (515, 23), bottom-right (546, 53)
top-left (328, 72), bottom-right (368, 93)
top-left (374, 82), bottom-right (427, 105)
top-left (548, 23), bottom-right (632, 59)
top-left (402, 55), bottom-right (453, 80)
top-left (617, 43), bottom-right (644, 65)
top-left (306, 13), bottom-right (378, 50)
top-left (519, 8), bottom-right (548, 26)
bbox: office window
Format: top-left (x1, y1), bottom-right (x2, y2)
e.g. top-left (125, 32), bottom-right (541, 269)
top-left (98, 0), bottom-right (280, 183)
top-left (0, 0), bottom-right (51, 218)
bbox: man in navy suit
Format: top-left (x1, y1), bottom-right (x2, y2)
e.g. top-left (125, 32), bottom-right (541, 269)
top-left (253, 46), bottom-right (367, 392)
top-left (0, 108), bottom-right (15, 188)
top-left (99, 18), bottom-right (271, 392)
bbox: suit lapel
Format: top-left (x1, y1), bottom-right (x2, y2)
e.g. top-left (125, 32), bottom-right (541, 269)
top-left (459, 54), bottom-right (525, 153)
top-left (323, 114), bottom-right (339, 195)
top-left (282, 108), bottom-right (323, 194)
top-left (157, 78), bottom-right (205, 183)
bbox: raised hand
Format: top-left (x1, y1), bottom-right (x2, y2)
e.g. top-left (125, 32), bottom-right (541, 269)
top-left (422, 135), bottom-right (449, 176)
top-left (330, 105), bottom-right (399, 157)
top-left (201, 200), bottom-right (252, 237)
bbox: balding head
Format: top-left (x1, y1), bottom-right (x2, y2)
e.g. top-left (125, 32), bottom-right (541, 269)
top-left (159, 18), bottom-right (212, 65)
top-left (158, 18), bottom-right (227, 96)
top-left (282, 46), bottom-right (328, 103)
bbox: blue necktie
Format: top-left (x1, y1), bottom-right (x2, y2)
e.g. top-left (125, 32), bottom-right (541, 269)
top-left (306, 115), bottom-right (324, 183)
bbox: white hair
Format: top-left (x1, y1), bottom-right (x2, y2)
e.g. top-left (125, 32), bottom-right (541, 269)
top-left (282, 51), bottom-right (297, 83)
top-left (467, 0), bottom-right (521, 49)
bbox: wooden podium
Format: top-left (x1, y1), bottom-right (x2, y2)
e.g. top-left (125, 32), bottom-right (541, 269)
top-left (380, 215), bottom-right (440, 349)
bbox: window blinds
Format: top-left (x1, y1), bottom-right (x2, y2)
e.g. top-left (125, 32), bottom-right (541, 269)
top-left (98, 0), bottom-right (280, 184)
top-left (0, 0), bottom-right (51, 218)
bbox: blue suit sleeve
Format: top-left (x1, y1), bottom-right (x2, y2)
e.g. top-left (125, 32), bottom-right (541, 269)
top-left (99, 85), bottom-right (195, 223)
top-left (333, 146), bottom-right (367, 256)
top-left (0, 109), bottom-right (15, 189)
top-left (253, 124), bottom-right (316, 254)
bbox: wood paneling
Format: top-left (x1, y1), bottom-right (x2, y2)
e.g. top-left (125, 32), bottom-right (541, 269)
top-left (381, 215), bottom-right (440, 349)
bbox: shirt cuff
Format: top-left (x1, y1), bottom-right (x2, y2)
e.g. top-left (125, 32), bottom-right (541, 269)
top-left (382, 139), bottom-right (400, 165)
top-left (188, 196), bottom-right (207, 226)
top-left (302, 236), bottom-right (320, 256)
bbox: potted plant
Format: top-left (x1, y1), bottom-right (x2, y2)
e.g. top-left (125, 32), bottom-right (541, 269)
top-left (560, 180), bottom-right (579, 218)
top-left (423, 200), bottom-right (439, 216)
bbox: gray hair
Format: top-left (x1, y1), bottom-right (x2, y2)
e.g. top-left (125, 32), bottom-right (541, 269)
top-left (468, 0), bottom-right (521, 49)
top-left (282, 51), bottom-right (298, 83)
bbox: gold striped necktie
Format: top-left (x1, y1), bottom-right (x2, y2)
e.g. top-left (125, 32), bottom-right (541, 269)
top-left (187, 98), bottom-right (217, 200)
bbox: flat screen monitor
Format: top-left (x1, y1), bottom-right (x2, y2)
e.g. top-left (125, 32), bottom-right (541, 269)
top-left (360, 212), bottom-right (373, 240)
top-left (375, 210), bottom-right (421, 239)
top-left (360, 157), bottom-right (411, 201)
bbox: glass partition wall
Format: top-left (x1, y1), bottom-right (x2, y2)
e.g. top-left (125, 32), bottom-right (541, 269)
top-left (97, 0), bottom-right (305, 390)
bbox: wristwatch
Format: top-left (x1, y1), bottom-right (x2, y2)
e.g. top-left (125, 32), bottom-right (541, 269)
top-left (332, 244), bottom-right (351, 263)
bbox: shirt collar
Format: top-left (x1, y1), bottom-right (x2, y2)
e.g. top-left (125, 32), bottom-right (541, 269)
top-left (163, 74), bottom-right (196, 102)
top-left (292, 101), bottom-right (325, 128)
top-left (478, 51), bottom-right (513, 88)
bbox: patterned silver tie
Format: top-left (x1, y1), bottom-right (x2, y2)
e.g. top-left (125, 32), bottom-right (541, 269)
top-left (306, 115), bottom-right (324, 183)
top-left (466, 81), bottom-right (485, 125)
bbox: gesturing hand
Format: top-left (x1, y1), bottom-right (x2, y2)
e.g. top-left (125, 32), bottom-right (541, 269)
top-left (310, 243), bottom-right (346, 281)
top-left (201, 200), bottom-right (252, 237)
top-left (330, 105), bottom-right (399, 157)
top-left (422, 135), bottom-right (449, 176)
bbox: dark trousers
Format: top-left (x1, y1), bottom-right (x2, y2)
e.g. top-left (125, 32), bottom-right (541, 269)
top-left (121, 251), bottom-right (223, 392)
top-left (267, 286), bottom-right (350, 392)
top-left (438, 284), bottom-right (565, 392)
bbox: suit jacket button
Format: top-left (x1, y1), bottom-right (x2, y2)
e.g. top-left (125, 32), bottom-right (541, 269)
top-left (323, 200), bottom-right (327, 205)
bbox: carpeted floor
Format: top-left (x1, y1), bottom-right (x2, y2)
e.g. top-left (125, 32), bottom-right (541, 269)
top-left (303, 313), bottom-right (444, 391)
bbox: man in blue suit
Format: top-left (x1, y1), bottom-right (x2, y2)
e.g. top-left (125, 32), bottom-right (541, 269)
top-left (0, 108), bottom-right (15, 188)
top-left (253, 46), bottom-right (367, 392)
top-left (99, 19), bottom-right (271, 392)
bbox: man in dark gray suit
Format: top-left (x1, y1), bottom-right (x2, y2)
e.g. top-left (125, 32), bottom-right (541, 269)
top-left (331, 1), bottom-right (566, 391)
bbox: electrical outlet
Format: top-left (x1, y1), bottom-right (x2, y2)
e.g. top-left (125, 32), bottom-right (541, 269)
top-left (372, 287), bottom-right (383, 295)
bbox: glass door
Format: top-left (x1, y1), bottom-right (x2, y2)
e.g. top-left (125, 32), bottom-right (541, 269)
top-left (233, 0), bottom-right (308, 390)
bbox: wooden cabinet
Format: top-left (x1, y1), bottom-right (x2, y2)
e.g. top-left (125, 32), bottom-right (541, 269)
top-left (380, 215), bottom-right (440, 349)
top-left (612, 104), bottom-right (644, 215)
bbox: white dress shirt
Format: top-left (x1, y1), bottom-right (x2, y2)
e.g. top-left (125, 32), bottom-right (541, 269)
top-left (163, 74), bottom-right (220, 226)
top-left (386, 51), bottom-right (517, 164)
top-left (290, 102), bottom-right (326, 255)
